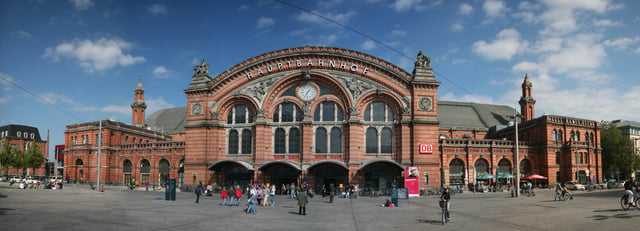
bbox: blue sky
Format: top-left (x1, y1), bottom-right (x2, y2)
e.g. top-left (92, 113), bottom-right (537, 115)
top-left (1, 0), bottom-right (639, 160)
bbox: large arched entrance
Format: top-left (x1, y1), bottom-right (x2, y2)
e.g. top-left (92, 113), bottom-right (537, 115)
top-left (159, 159), bottom-right (170, 186)
top-left (259, 161), bottom-right (301, 194)
top-left (358, 158), bottom-right (403, 194)
top-left (140, 159), bottom-right (150, 186)
top-left (497, 158), bottom-right (512, 185)
top-left (520, 159), bottom-right (531, 177)
top-left (75, 159), bottom-right (84, 184)
top-left (123, 159), bottom-right (132, 186)
top-left (308, 160), bottom-right (348, 194)
top-left (449, 158), bottom-right (465, 186)
top-left (209, 160), bottom-right (254, 189)
top-left (474, 158), bottom-right (489, 183)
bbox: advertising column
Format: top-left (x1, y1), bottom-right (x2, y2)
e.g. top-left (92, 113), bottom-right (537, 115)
top-left (404, 166), bottom-right (420, 197)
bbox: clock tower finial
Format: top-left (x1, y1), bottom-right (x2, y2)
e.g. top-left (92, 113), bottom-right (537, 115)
top-left (519, 73), bottom-right (535, 121)
top-left (131, 79), bottom-right (147, 127)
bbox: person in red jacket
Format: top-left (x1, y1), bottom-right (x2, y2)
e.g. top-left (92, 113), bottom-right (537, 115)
top-left (220, 186), bottom-right (228, 205)
top-left (234, 185), bottom-right (242, 206)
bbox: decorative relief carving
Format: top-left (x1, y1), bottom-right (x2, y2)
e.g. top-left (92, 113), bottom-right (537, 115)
top-left (193, 59), bottom-right (209, 75)
top-left (349, 106), bottom-right (359, 115)
top-left (256, 109), bottom-right (265, 117)
top-left (302, 69), bottom-right (311, 79)
top-left (402, 107), bottom-right (410, 115)
top-left (418, 96), bottom-right (433, 111)
top-left (303, 103), bottom-right (311, 116)
top-left (415, 51), bottom-right (431, 68)
top-left (191, 102), bottom-right (203, 116)
top-left (241, 76), bottom-right (281, 104)
top-left (335, 75), bottom-right (374, 100)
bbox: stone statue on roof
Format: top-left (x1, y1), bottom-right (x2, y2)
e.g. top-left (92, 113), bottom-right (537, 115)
top-left (194, 59), bottom-right (209, 75)
top-left (415, 51), bottom-right (430, 68)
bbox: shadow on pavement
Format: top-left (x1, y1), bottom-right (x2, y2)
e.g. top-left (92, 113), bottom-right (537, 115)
top-left (417, 219), bottom-right (443, 225)
top-left (590, 213), bottom-right (640, 221)
top-left (0, 208), bottom-right (15, 215)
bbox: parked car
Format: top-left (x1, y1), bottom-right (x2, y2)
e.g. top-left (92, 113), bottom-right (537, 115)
top-left (606, 179), bottom-right (621, 189)
top-left (564, 181), bottom-right (585, 190)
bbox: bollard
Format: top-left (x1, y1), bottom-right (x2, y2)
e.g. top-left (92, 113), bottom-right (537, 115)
top-left (100, 185), bottom-right (104, 192)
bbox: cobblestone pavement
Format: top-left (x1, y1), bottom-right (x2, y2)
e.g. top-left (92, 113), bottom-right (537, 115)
top-left (0, 183), bottom-right (638, 231)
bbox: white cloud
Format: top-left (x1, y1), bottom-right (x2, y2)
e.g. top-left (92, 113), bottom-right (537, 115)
top-left (459, 3), bottom-right (473, 15)
top-left (450, 23), bottom-right (463, 32)
top-left (518, 1), bottom-right (541, 11)
top-left (538, 0), bottom-right (611, 35)
top-left (472, 28), bottom-right (527, 61)
top-left (636, 47), bottom-right (640, 54)
top-left (512, 61), bottom-right (539, 73)
top-left (390, 0), bottom-right (422, 12)
top-left (483, 0), bottom-right (506, 18)
top-left (512, 11), bottom-right (535, 24)
top-left (361, 40), bottom-right (376, 50)
top-left (542, 34), bottom-right (605, 74)
top-left (14, 30), bottom-right (33, 39)
top-left (37, 93), bottom-right (76, 106)
top-left (257, 17), bottom-right (275, 29)
top-left (317, 34), bottom-right (339, 45)
top-left (43, 37), bottom-right (146, 73)
top-left (391, 29), bottom-right (406, 37)
top-left (100, 104), bottom-right (130, 115)
top-left (531, 37), bottom-right (563, 53)
top-left (152, 66), bottom-right (178, 79)
top-left (295, 10), bottom-right (356, 25)
top-left (603, 37), bottom-right (639, 50)
top-left (148, 4), bottom-right (167, 16)
top-left (593, 19), bottom-right (620, 27)
top-left (70, 0), bottom-right (94, 11)
top-left (145, 97), bottom-right (176, 116)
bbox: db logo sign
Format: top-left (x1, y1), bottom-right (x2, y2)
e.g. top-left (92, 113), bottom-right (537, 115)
top-left (419, 143), bottom-right (433, 154)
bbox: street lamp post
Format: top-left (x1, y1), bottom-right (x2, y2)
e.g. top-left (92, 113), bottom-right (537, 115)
top-left (514, 109), bottom-right (520, 198)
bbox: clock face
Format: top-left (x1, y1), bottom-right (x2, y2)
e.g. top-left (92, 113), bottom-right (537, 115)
top-left (298, 84), bottom-right (317, 101)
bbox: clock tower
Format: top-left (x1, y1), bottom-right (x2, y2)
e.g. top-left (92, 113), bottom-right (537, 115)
top-left (519, 73), bottom-right (536, 121)
top-left (131, 79), bottom-right (147, 127)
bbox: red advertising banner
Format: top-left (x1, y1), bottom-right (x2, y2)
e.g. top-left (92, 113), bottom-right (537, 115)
top-left (404, 166), bottom-right (420, 197)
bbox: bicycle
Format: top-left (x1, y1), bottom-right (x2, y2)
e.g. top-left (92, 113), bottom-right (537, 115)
top-left (620, 193), bottom-right (640, 210)
top-left (439, 200), bottom-right (448, 225)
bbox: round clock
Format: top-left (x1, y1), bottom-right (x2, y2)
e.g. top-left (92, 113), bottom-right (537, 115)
top-left (298, 84), bottom-right (317, 101)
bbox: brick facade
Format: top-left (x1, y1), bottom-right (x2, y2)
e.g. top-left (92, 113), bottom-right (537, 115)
top-left (62, 47), bottom-right (602, 192)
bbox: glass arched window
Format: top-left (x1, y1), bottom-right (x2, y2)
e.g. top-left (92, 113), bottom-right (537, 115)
top-left (576, 131), bottom-right (580, 141)
top-left (313, 101), bottom-right (343, 154)
top-left (227, 105), bottom-right (254, 155)
top-left (449, 158), bottom-right (465, 185)
top-left (552, 130), bottom-right (557, 141)
top-left (558, 130), bottom-right (563, 143)
top-left (366, 127), bottom-right (378, 153)
top-left (275, 128), bottom-right (286, 154)
top-left (289, 128), bottom-right (301, 153)
top-left (475, 159), bottom-right (489, 176)
top-left (520, 159), bottom-right (531, 176)
top-left (241, 129), bottom-right (252, 154)
top-left (497, 159), bottom-right (512, 175)
top-left (273, 102), bottom-right (303, 155)
top-left (330, 127), bottom-right (342, 153)
top-left (364, 102), bottom-right (394, 155)
top-left (229, 130), bottom-right (239, 154)
top-left (315, 127), bottom-right (327, 153)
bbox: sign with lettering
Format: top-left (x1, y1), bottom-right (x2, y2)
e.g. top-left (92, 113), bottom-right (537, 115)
top-left (419, 143), bottom-right (433, 154)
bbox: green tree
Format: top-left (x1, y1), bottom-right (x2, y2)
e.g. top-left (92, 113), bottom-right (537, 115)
top-left (0, 142), bottom-right (14, 175)
top-left (601, 121), bottom-right (639, 180)
top-left (24, 142), bottom-right (45, 177)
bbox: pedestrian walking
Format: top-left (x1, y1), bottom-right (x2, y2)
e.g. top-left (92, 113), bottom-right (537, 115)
top-left (297, 187), bottom-right (309, 215)
top-left (220, 186), bottom-right (228, 205)
top-left (440, 188), bottom-right (451, 222)
top-left (329, 183), bottom-right (335, 203)
top-left (227, 186), bottom-right (235, 207)
top-left (194, 185), bottom-right (203, 203)
top-left (270, 184), bottom-right (276, 207)
top-left (554, 183), bottom-right (563, 201)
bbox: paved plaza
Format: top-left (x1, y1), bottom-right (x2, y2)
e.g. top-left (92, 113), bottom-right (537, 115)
top-left (0, 183), bottom-right (639, 231)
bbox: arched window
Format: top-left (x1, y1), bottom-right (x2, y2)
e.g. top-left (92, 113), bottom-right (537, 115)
top-left (241, 129), bottom-right (252, 154)
top-left (558, 130), bottom-right (563, 142)
top-left (229, 130), bottom-right (239, 154)
top-left (366, 127), bottom-right (378, 153)
top-left (576, 131), bottom-right (580, 141)
top-left (449, 158), bottom-right (465, 185)
top-left (330, 127), bottom-right (342, 153)
top-left (497, 159), bottom-right (512, 175)
top-left (313, 101), bottom-right (343, 154)
top-left (552, 130), bottom-right (557, 141)
top-left (315, 127), bottom-right (327, 153)
top-left (364, 102), bottom-right (394, 155)
top-left (273, 103), bottom-right (303, 155)
top-left (275, 128), bottom-right (286, 154)
top-left (520, 159), bottom-right (531, 176)
top-left (475, 159), bottom-right (489, 176)
top-left (289, 128), bottom-right (301, 153)
top-left (227, 105), bottom-right (254, 155)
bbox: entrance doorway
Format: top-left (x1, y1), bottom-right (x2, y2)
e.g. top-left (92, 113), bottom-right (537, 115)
top-left (268, 166), bottom-right (300, 194)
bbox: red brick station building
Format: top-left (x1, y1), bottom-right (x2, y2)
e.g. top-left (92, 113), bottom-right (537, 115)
top-left (63, 46), bottom-right (602, 192)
